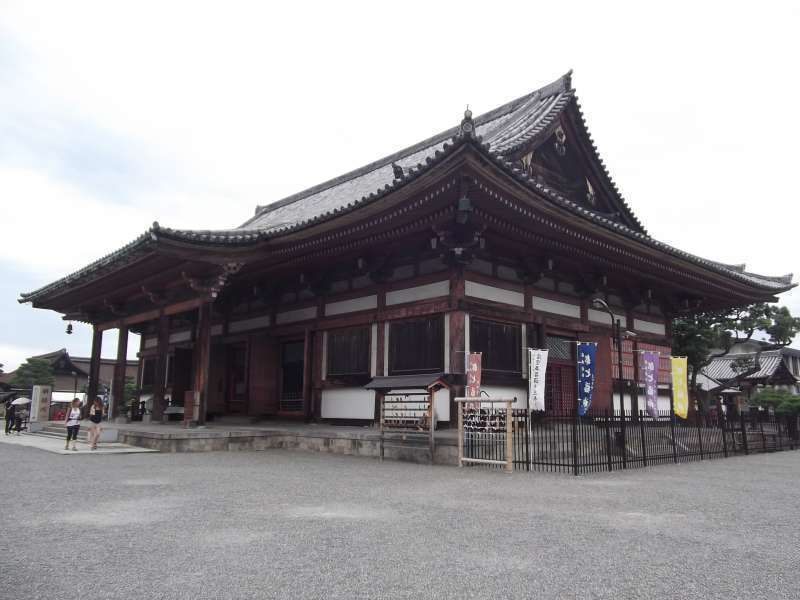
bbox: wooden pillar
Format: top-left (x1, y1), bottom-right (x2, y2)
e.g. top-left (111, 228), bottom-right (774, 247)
top-left (448, 265), bottom-right (466, 425)
top-left (110, 326), bottom-right (128, 419)
top-left (152, 311), bottom-right (169, 420)
top-left (303, 328), bottom-right (313, 422)
top-left (190, 302), bottom-right (212, 426)
top-left (86, 325), bottom-right (103, 407)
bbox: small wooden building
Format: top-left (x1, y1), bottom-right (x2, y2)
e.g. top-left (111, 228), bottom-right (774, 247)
top-left (19, 73), bottom-right (795, 425)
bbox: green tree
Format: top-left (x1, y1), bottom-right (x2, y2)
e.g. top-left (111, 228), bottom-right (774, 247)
top-left (9, 358), bottom-right (55, 389)
top-left (672, 303), bottom-right (800, 396)
top-left (750, 388), bottom-right (800, 415)
top-left (124, 376), bottom-right (137, 402)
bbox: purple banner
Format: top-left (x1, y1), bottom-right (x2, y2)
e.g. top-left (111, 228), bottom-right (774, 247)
top-left (640, 351), bottom-right (659, 417)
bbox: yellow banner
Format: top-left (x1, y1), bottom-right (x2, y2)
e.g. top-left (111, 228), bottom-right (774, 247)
top-left (671, 356), bottom-right (689, 419)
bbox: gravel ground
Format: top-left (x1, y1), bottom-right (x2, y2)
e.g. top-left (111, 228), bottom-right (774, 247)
top-left (1, 445), bottom-right (798, 600)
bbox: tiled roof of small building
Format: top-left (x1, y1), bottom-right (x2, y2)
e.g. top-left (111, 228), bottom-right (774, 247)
top-left (703, 350), bottom-right (790, 381)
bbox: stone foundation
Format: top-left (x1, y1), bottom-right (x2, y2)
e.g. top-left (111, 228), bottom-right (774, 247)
top-left (117, 428), bottom-right (459, 466)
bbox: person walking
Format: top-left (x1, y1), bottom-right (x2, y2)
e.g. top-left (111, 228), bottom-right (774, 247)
top-left (64, 398), bottom-right (82, 451)
top-left (4, 398), bottom-right (15, 435)
top-left (87, 398), bottom-right (103, 451)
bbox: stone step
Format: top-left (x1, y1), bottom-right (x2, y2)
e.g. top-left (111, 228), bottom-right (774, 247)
top-left (31, 430), bottom-right (89, 441)
top-left (37, 424), bottom-right (118, 443)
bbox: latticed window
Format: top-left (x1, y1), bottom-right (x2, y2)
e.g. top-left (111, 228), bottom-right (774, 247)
top-left (546, 336), bottom-right (573, 361)
top-left (389, 316), bottom-right (443, 375)
top-left (469, 318), bottom-right (521, 375)
top-left (545, 364), bottom-right (577, 413)
top-left (327, 327), bottom-right (370, 377)
top-left (545, 336), bottom-right (575, 413)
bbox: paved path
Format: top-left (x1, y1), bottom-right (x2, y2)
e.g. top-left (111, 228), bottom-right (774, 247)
top-left (0, 432), bottom-right (157, 455)
top-left (0, 445), bottom-right (798, 599)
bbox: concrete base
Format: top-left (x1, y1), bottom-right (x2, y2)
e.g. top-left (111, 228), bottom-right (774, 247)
top-left (116, 425), bottom-right (459, 465)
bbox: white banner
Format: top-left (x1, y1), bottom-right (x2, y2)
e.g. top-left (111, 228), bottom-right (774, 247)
top-left (527, 349), bottom-right (548, 411)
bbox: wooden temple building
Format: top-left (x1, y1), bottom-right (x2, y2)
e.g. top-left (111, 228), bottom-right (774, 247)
top-left (19, 72), bottom-right (795, 426)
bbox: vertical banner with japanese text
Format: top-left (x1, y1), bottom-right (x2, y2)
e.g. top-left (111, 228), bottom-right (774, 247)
top-left (577, 342), bottom-right (597, 416)
top-left (640, 351), bottom-right (660, 417)
top-left (466, 353), bottom-right (482, 398)
top-left (671, 356), bottom-right (689, 419)
top-left (527, 349), bottom-right (549, 411)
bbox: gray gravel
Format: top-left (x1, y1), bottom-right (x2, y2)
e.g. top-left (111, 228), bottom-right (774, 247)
top-left (1, 445), bottom-right (798, 599)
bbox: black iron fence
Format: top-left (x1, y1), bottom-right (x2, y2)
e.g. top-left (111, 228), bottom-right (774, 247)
top-left (524, 409), bottom-right (799, 475)
top-left (459, 407), bottom-right (799, 475)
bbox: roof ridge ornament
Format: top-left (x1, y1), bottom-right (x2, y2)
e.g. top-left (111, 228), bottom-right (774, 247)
top-left (459, 105), bottom-right (475, 138)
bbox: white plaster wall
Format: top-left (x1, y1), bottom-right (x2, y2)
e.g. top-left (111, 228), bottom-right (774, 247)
top-left (321, 388), bottom-right (375, 419)
top-left (385, 280), bottom-right (449, 305)
top-left (144, 337), bottom-right (157, 349)
top-left (211, 324), bottom-right (224, 337)
top-left (532, 296), bottom-right (580, 319)
top-left (613, 391), bottom-right (672, 413)
top-left (634, 319), bottom-right (666, 336)
top-left (229, 314), bottom-right (271, 333)
top-left (465, 280), bottom-right (524, 307)
top-left (169, 330), bottom-right (192, 343)
top-left (276, 306), bottom-right (317, 324)
top-left (588, 309), bottom-right (627, 328)
top-left (434, 387), bottom-right (450, 423)
top-left (325, 295), bottom-right (377, 316)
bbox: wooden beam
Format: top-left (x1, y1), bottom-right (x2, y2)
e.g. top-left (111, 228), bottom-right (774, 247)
top-left (97, 297), bottom-right (204, 331)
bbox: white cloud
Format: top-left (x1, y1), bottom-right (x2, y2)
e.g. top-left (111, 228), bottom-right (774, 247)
top-left (0, 0), bottom-right (798, 366)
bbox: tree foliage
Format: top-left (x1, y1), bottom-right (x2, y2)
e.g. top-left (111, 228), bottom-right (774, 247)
top-left (750, 388), bottom-right (800, 415)
top-left (9, 358), bottom-right (55, 389)
top-left (672, 303), bottom-right (800, 392)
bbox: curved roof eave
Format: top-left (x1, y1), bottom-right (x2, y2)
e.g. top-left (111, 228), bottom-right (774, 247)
top-left (20, 128), bottom-right (795, 307)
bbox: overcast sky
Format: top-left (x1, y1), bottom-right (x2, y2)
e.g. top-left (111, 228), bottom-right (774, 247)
top-left (1, 1), bottom-right (798, 371)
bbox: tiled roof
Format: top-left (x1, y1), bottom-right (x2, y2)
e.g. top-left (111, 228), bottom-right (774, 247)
top-left (241, 72), bottom-right (580, 233)
top-left (703, 351), bottom-right (790, 382)
top-left (19, 72), bottom-right (796, 303)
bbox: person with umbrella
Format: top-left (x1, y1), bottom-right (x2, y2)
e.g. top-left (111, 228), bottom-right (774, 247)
top-left (9, 397), bottom-right (30, 435)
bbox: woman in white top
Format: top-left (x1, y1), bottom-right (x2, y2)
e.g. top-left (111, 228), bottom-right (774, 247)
top-left (64, 398), bottom-right (82, 451)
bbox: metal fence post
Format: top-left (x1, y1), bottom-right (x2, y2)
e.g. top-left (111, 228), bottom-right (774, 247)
top-left (620, 394), bottom-right (627, 469)
top-left (740, 412), bottom-right (749, 455)
top-left (720, 412), bottom-right (728, 458)
top-left (572, 410), bottom-right (579, 476)
top-left (604, 410), bottom-right (613, 472)
top-left (669, 385), bottom-right (677, 463)
top-left (639, 410), bottom-right (648, 467)
top-left (457, 399), bottom-right (463, 468)
top-left (696, 412), bottom-right (704, 459)
top-left (505, 400), bottom-right (513, 473)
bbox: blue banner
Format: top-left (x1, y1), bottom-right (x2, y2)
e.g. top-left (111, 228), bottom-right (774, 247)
top-left (577, 342), bottom-right (597, 416)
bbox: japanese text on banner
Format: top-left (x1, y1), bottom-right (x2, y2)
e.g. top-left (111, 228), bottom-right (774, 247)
top-left (577, 342), bottom-right (597, 416)
top-left (640, 351), bottom-right (660, 417)
top-left (528, 349), bottom-right (548, 411)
